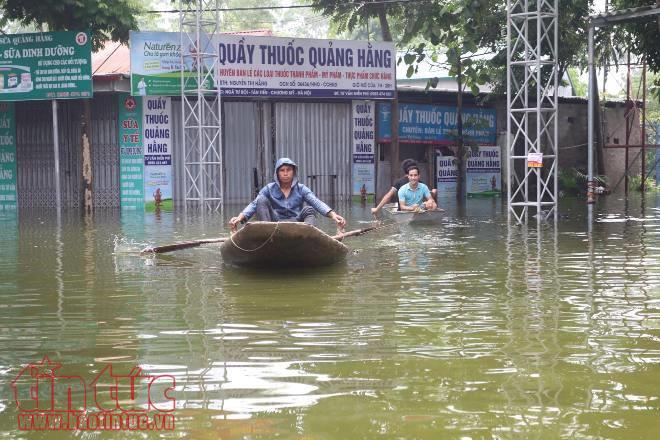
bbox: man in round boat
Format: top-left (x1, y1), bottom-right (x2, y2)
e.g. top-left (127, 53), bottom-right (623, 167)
top-left (229, 157), bottom-right (347, 232)
top-left (371, 158), bottom-right (437, 215)
top-left (397, 165), bottom-right (437, 212)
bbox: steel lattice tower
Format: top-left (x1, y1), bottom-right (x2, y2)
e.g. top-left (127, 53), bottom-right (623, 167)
top-left (180, 0), bottom-right (223, 210)
top-left (506, 0), bottom-right (558, 223)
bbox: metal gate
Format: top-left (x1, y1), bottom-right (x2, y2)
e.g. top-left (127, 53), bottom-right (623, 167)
top-left (274, 102), bottom-right (351, 203)
top-left (16, 95), bottom-right (120, 208)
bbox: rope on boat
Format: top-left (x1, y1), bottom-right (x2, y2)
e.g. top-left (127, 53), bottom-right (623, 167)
top-left (229, 222), bottom-right (280, 253)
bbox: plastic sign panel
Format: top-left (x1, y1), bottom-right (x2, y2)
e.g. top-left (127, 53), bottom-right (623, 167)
top-left (0, 102), bottom-right (17, 211)
top-left (118, 94), bottom-right (144, 210)
top-left (436, 155), bottom-right (458, 197)
top-left (352, 100), bottom-right (375, 195)
top-left (527, 152), bottom-right (543, 168)
top-left (130, 31), bottom-right (216, 96)
top-left (436, 146), bottom-right (502, 197)
top-left (0, 31), bottom-right (92, 101)
top-left (377, 103), bottom-right (497, 145)
top-left (466, 146), bottom-right (501, 196)
top-left (656, 123), bottom-right (659, 186)
top-left (217, 35), bottom-right (395, 99)
top-left (143, 97), bottom-right (173, 211)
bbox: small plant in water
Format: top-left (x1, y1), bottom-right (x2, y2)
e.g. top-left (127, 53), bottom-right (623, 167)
top-left (558, 168), bottom-right (607, 196)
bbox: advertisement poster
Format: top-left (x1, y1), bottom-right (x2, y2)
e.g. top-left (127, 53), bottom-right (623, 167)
top-left (216, 35), bottom-right (395, 99)
top-left (0, 31), bottom-right (92, 101)
top-left (118, 94), bottom-right (144, 210)
top-left (377, 103), bottom-right (496, 145)
top-left (0, 102), bottom-right (17, 212)
top-left (655, 123), bottom-right (659, 186)
top-left (466, 146), bottom-right (501, 196)
top-left (130, 31), bottom-right (215, 96)
top-left (436, 154), bottom-right (458, 197)
top-left (143, 96), bottom-right (172, 211)
top-left (352, 100), bottom-right (375, 195)
top-left (436, 146), bottom-right (501, 197)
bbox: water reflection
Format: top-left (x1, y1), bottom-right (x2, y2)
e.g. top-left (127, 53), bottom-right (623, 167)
top-left (0, 197), bottom-right (659, 438)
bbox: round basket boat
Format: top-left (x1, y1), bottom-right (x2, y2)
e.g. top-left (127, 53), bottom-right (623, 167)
top-left (220, 221), bottom-right (349, 268)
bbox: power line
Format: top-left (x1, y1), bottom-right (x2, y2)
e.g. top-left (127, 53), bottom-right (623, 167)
top-left (146, 0), bottom-right (428, 14)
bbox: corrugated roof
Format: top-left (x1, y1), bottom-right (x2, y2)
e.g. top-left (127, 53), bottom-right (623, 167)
top-left (92, 41), bottom-right (130, 77)
top-left (590, 4), bottom-right (659, 26)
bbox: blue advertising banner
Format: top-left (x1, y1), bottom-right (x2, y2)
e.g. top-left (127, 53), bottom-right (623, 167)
top-left (377, 103), bottom-right (496, 145)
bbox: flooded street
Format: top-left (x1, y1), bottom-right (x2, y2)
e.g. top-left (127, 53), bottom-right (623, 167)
top-left (0, 196), bottom-right (658, 438)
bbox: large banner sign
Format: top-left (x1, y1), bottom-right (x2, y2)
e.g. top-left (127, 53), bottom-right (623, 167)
top-left (436, 146), bottom-right (501, 197)
top-left (217, 35), bottom-right (395, 99)
top-left (130, 31), bottom-right (215, 96)
top-left (0, 102), bottom-right (17, 211)
top-left (377, 103), bottom-right (496, 145)
top-left (352, 100), bottom-right (375, 195)
top-left (0, 31), bottom-right (92, 101)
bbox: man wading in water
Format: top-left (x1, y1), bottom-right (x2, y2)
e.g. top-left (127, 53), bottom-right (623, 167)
top-left (229, 157), bottom-right (346, 232)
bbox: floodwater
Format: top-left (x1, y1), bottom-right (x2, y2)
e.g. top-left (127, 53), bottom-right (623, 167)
top-left (0, 195), bottom-right (658, 439)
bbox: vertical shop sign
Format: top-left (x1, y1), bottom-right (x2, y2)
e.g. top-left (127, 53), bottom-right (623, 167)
top-left (655, 123), bottom-right (659, 186)
top-left (143, 97), bottom-right (172, 211)
top-left (118, 94), bottom-right (144, 210)
top-left (0, 102), bottom-right (17, 211)
top-left (436, 153), bottom-right (458, 197)
top-left (352, 100), bottom-right (375, 195)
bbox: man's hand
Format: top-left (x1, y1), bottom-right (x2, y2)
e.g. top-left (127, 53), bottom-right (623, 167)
top-left (424, 198), bottom-right (437, 210)
top-left (370, 207), bottom-right (380, 217)
top-left (329, 211), bottom-right (346, 229)
top-left (229, 214), bottom-right (245, 232)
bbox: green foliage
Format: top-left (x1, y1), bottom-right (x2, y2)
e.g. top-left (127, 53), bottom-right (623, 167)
top-left (0, 0), bottom-right (142, 50)
top-left (629, 174), bottom-right (658, 192)
top-left (610, 1), bottom-right (660, 72)
top-left (567, 68), bottom-right (588, 97)
top-left (398, 0), bottom-right (503, 96)
top-left (312, 0), bottom-right (405, 41)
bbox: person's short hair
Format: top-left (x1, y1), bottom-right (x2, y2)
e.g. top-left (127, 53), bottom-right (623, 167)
top-left (401, 158), bottom-right (418, 174)
top-left (407, 165), bottom-right (420, 175)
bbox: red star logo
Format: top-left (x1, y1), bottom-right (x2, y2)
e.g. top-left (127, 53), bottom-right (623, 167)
top-left (124, 96), bottom-right (136, 111)
top-left (29, 355), bottom-right (62, 378)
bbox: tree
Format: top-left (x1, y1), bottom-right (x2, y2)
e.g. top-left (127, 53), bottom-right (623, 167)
top-left (608, 0), bottom-right (660, 101)
top-left (399, 0), bottom-right (503, 201)
top-left (0, 0), bottom-right (141, 51)
top-left (312, 0), bottom-right (405, 42)
top-left (0, 0), bottom-right (142, 213)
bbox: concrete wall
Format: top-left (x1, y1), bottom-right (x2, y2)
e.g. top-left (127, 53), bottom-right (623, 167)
top-left (495, 98), bottom-right (643, 193)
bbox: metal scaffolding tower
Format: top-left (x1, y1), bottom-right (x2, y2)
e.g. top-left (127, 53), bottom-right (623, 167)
top-left (506, 0), bottom-right (558, 223)
top-left (180, 0), bottom-right (223, 210)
